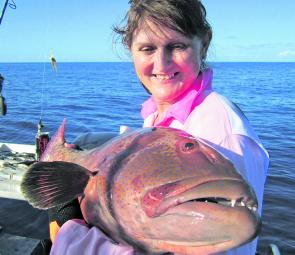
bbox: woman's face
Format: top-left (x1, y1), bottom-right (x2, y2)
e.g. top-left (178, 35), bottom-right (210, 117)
top-left (131, 21), bottom-right (205, 105)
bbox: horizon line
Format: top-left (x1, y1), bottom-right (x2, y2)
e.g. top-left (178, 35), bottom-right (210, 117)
top-left (1, 60), bottom-right (295, 64)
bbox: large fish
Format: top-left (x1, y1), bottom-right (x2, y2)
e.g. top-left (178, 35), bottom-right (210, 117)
top-left (21, 120), bottom-right (260, 255)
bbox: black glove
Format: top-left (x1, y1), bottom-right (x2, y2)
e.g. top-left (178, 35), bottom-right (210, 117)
top-left (48, 198), bottom-right (84, 228)
top-left (31, 199), bottom-right (83, 255)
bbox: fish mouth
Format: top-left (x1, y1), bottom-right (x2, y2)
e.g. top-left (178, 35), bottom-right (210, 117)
top-left (142, 177), bottom-right (258, 218)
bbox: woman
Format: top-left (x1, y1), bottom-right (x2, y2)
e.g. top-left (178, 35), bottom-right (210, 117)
top-left (49, 1), bottom-right (269, 254)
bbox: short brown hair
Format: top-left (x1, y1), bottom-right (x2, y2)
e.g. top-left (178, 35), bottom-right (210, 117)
top-left (114, 0), bottom-right (212, 53)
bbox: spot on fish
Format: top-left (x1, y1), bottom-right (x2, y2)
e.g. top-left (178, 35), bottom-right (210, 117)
top-left (131, 175), bottom-right (146, 194)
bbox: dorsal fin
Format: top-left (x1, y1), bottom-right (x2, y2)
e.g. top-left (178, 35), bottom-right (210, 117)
top-left (40, 119), bottom-right (67, 161)
top-left (21, 161), bottom-right (94, 209)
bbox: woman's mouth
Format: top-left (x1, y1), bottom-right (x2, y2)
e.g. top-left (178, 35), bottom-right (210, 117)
top-left (153, 72), bottom-right (179, 81)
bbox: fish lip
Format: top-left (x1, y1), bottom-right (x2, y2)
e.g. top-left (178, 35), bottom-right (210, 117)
top-left (142, 177), bottom-right (258, 218)
top-left (161, 239), bottom-right (231, 247)
top-left (144, 238), bottom-right (234, 255)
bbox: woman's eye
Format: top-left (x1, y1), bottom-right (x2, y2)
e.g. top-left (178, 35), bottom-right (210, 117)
top-left (170, 44), bottom-right (187, 50)
top-left (140, 46), bottom-right (155, 53)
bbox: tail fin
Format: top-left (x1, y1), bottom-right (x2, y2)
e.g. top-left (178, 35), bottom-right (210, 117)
top-left (21, 161), bottom-right (94, 209)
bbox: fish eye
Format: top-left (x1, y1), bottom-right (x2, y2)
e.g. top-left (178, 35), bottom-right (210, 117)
top-left (182, 142), bottom-right (195, 152)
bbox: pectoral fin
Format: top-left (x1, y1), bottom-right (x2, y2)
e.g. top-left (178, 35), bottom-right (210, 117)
top-left (21, 161), bottom-right (94, 209)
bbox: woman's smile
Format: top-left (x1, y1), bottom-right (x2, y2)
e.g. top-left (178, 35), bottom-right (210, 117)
top-left (153, 72), bottom-right (178, 81)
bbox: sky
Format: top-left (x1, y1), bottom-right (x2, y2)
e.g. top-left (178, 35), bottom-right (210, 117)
top-left (0, 0), bottom-right (295, 62)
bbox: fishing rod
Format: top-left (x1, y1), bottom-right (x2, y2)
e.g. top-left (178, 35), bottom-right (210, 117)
top-left (0, 0), bottom-right (17, 115)
top-left (0, 74), bottom-right (7, 115)
top-left (1, 0), bottom-right (50, 159)
top-left (0, 0), bottom-right (16, 25)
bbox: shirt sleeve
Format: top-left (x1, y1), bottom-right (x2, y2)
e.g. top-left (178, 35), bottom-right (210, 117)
top-left (212, 134), bottom-right (269, 255)
top-left (50, 219), bottom-right (134, 255)
top-left (218, 134), bottom-right (268, 213)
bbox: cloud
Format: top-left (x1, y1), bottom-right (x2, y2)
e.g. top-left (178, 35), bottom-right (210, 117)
top-left (277, 50), bottom-right (295, 57)
top-left (225, 36), bottom-right (238, 40)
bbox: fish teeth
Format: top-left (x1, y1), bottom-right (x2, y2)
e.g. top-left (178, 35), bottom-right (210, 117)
top-left (227, 198), bottom-right (258, 212)
top-left (199, 197), bottom-right (257, 212)
top-left (231, 199), bottom-right (236, 207)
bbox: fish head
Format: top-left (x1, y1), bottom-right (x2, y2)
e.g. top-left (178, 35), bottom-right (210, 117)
top-left (90, 127), bottom-right (260, 254)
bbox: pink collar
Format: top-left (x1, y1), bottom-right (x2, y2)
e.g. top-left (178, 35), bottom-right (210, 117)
top-left (141, 68), bottom-right (213, 125)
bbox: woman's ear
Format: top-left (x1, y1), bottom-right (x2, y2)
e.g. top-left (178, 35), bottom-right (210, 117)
top-left (201, 31), bottom-right (212, 59)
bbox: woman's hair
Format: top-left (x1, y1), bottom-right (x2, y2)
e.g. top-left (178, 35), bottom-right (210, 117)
top-left (113, 0), bottom-right (212, 54)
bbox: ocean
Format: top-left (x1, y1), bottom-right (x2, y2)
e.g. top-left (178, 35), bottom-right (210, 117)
top-left (0, 62), bottom-right (294, 254)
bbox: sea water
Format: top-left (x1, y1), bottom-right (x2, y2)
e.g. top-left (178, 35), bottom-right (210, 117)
top-left (0, 62), bottom-right (294, 254)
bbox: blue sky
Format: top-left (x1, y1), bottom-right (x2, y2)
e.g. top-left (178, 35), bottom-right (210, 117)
top-left (1, 0), bottom-right (295, 62)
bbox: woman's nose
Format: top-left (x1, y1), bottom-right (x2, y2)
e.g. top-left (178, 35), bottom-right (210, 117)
top-left (153, 48), bottom-right (172, 72)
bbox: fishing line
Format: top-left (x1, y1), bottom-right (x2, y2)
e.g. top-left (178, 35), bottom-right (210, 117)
top-left (35, 0), bottom-right (52, 161)
top-left (39, 0), bottom-right (51, 121)
top-left (40, 58), bottom-right (47, 120)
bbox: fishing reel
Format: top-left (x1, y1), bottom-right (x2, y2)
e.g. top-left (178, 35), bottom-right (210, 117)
top-left (0, 74), bottom-right (7, 116)
top-left (35, 119), bottom-right (50, 161)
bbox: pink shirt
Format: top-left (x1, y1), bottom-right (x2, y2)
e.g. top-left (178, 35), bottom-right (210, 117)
top-left (51, 68), bottom-right (268, 255)
top-left (141, 67), bottom-right (212, 126)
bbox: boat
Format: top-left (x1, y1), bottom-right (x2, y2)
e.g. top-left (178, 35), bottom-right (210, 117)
top-left (0, 142), bottom-right (50, 242)
top-left (0, 129), bottom-right (121, 255)
top-left (0, 142), bottom-right (35, 200)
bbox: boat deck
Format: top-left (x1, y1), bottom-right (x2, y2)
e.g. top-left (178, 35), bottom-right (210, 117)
top-left (0, 143), bottom-right (36, 200)
top-left (0, 143), bottom-right (48, 254)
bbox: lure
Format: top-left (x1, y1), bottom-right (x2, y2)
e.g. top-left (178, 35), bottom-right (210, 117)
top-left (50, 54), bottom-right (57, 72)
